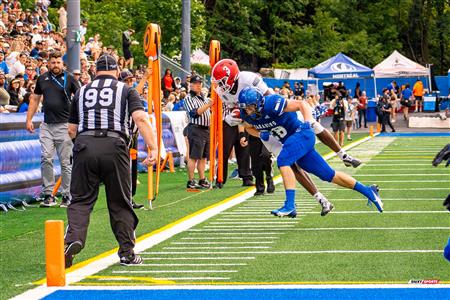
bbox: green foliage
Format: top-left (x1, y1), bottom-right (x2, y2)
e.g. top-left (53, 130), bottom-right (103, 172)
top-left (44, 0), bottom-right (448, 74)
top-left (191, 63), bottom-right (211, 77)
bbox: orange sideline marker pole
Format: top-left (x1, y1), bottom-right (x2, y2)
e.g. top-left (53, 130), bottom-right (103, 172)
top-left (45, 220), bottom-right (65, 286)
top-left (209, 40), bottom-right (221, 186)
top-left (168, 152), bottom-right (175, 173)
top-left (51, 177), bottom-right (62, 197)
top-left (369, 125), bottom-right (374, 137)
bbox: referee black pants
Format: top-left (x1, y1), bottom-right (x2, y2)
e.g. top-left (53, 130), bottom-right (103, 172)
top-left (248, 136), bottom-right (273, 192)
top-left (66, 135), bottom-right (138, 258)
top-left (221, 122), bottom-right (252, 184)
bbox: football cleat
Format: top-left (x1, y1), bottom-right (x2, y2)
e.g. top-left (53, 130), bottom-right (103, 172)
top-left (270, 207), bottom-right (297, 218)
top-left (342, 154), bottom-right (361, 168)
top-left (367, 185), bottom-right (383, 213)
top-left (320, 201), bottom-right (334, 216)
top-left (65, 241), bottom-right (83, 268)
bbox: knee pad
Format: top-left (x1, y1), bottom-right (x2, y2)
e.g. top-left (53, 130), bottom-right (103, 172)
top-left (311, 121), bottom-right (324, 135)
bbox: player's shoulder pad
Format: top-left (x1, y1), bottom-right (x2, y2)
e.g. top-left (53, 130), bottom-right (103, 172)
top-left (264, 94), bottom-right (286, 117)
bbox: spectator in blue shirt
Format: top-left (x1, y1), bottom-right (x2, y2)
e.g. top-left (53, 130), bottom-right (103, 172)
top-left (400, 83), bottom-right (413, 121)
top-left (173, 90), bottom-right (187, 111)
top-left (0, 52), bottom-right (9, 74)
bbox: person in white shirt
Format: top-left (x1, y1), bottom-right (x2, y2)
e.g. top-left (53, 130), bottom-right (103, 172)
top-left (9, 52), bottom-right (26, 78)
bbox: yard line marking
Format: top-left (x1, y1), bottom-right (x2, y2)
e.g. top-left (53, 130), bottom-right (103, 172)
top-left (356, 180), bottom-right (449, 183)
top-left (289, 227), bottom-right (450, 231)
top-left (140, 256), bottom-right (256, 260)
top-left (203, 225), bottom-right (295, 228)
top-left (128, 263), bottom-right (248, 267)
top-left (152, 277), bottom-right (230, 280)
top-left (361, 163), bottom-right (431, 166)
top-left (113, 270), bottom-right (238, 274)
top-left (147, 250), bottom-right (443, 255)
top-left (352, 174), bottom-right (449, 176)
top-left (316, 188), bottom-right (449, 191)
top-left (356, 168), bottom-right (445, 171)
top-left (162, 246), bottom-right (272, 250)
top-left (208, 222), bottom-right (297, 225)
top-left (187, 229), bottom-right (293, 232)
top-left (305, 198), bottom-right (443, 201)
top-left (299, 211), bottom-right (448, 214)
top-left (171, 241), bottom-right (275, 245)
top-left (181, 237), bottom-right (279, 240)
top-left (187, 232), bottom-right (285, 235)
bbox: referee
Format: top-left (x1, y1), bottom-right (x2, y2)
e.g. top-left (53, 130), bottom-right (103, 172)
top-left (184, 75), bottom-right (212, 189)
top-left (64, 54), bottom-right (157, 267)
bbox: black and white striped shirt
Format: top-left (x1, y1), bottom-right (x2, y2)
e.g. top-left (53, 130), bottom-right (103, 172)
top-left (69, 75), bottom-right (144, 138)
top-left (184, 91), bottom-right (211, 127)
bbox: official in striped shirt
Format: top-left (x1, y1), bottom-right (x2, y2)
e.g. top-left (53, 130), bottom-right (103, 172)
top-left (65, 54), bottom-right (158, 267)
top-left (184, 75), bottom-right (213, 189)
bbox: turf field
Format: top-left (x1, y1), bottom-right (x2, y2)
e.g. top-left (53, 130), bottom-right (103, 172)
top-left (3, 133), bottom-right (450, 300)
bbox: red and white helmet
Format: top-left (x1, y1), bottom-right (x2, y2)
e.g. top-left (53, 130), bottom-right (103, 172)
top-left (211, 59), bottom-right (240, 94)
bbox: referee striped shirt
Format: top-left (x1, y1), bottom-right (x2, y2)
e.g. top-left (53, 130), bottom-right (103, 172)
top-left (69, 75), bottom-right (144, 138)
top-left (184, 91), bottom-right (211, 127)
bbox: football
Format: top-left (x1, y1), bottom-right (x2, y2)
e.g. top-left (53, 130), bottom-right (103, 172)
top-left (232, 108), bottom-right (241, 118)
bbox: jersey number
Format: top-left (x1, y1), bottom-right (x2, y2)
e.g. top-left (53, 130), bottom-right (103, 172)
top-left (84, 88), bottom-right (114, 108)
top-left (270, 126), bottom-right (287, 140)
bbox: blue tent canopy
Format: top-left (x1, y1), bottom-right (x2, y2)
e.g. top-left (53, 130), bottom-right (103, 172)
top-left (308, 52), bottom-right (374, 79)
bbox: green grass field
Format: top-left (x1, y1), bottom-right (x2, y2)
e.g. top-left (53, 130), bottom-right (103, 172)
top-left (2, 133), bottom-right (449, 299)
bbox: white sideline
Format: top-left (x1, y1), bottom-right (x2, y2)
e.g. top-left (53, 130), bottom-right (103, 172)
top-left (11, 134), bottom-right (379, 300)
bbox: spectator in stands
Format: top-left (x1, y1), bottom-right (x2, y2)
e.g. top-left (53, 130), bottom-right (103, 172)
top-left (173, 90), bottom-right (187, 111)
top-left (57, 3), bottom-right (67, 32)
top-left (122, 28), bottom-right (137, 70)
top-left (413, 78), bottom-right (424, 113)
top-left (80, 71), bottom-right (90, 85)
top-left (357, 91), bottom-right (367, 128)
top-left (164, 92), bottom-right (176, 111)
top-left (0, 52), bottom-right (9, 74)
top-left (87, 62), bottom-right (96, 80)
top-left (72, 69), bottom-right (81, 85)
top-left (162, 68), bottom-right (175, 98)
top-left (9, 52), bottom-right (27, 77)
top-left (17, 91), bottom-right (30, 112)
top-left (117, 56), bottom-right (126, 70)
top-left (79, 19), bottom-right (88, 44)
top-left (7, 77), bottom-right (21, 106)
top-left (0, 72), bottom-right (10, 105)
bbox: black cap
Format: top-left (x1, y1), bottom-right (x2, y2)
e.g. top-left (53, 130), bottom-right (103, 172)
top-left (119, 70), bottom-right (134, 81)
top-left (190, 75), bottom-right (203, 83)
top-left (96, 54), bottom-right (118, 71)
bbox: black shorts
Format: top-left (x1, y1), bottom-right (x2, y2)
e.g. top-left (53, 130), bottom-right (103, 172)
top-left (187, 125), bottom-right (210, 160)
top-left (123, 48), bottom-right (133, 60)
top-left (415, 96), bottom-right (423, 102)
top-left (331, 121), bottom-right (345, 132)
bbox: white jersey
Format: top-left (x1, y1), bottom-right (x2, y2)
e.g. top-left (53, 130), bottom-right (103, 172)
top-left (217, 71), bottom-right (269, 108)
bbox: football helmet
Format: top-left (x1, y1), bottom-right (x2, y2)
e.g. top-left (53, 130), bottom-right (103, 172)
top-left (211, 59), bottom-right (240, 94)
top-left (238, 86), bottom-right (264, 120)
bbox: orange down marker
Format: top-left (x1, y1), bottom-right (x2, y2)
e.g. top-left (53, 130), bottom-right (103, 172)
top-left (45, 220), bottom-right (65, 286)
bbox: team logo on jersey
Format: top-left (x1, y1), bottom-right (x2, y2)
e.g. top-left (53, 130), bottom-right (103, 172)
top-left (330, 62), bottom-right (357, 72)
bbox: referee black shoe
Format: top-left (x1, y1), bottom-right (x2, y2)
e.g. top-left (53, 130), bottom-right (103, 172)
top-left (65, 241), bottom-right (83, 268)
top-left (40, 195), bottom-right (57, 207)
top-left (120, 254), bottom-right (143, 266)
top-left (131, 199), bottom-right (144, 210)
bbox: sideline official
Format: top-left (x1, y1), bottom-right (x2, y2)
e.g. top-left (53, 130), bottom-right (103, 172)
top-left (64, 55), bottom-right (157, 267)
top-left (184, 75), bottom-right (212, 189)
top-left (26, 51), bottom-right (80, 208)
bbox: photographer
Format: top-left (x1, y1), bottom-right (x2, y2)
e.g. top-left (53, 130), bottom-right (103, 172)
top-left (379, 90), bottom-right (395, 133)
top-left (329, 94), bottom-right (346, 146)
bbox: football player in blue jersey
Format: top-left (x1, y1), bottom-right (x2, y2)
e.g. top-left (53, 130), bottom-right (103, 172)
top-left (238, 87), bottom-right (383, 218)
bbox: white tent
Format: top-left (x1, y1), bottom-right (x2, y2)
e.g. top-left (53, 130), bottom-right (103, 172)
top-left (190, 49), bottom-right (210, 65)
top-left (373, 50), bottom-right (429, 78)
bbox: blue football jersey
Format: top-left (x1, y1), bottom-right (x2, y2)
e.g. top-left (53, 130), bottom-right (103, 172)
top-left (242, 94), bottom-right (303, 143)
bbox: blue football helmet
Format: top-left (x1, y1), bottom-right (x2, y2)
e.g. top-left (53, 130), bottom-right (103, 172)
top-left (238, 86), bottom-right (264, 120)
